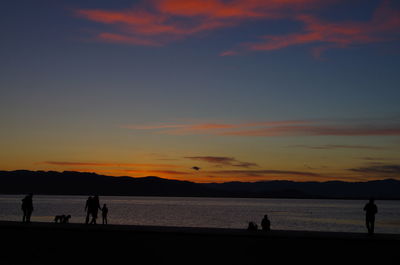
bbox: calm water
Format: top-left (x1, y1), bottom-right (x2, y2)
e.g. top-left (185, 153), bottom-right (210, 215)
top-left (1, 195), bottom-right (399, 234)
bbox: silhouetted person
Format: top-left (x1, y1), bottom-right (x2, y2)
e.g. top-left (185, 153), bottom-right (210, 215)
top-left (84, 196), bottom-right (93, 224)
top-left (90, 195), bottom-right (101, 224)
top-left (101, 204), bottom-right (108, 225)
top-left (364, 198), bottom-right (378, 235)
top-left (261, 214), bottom-right (271, 231)
top-left (21, 193), bottom-right (33, 223)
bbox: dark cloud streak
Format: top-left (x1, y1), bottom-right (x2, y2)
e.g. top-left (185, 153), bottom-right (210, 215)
top-left (185, 156), bottom-right (258, 168)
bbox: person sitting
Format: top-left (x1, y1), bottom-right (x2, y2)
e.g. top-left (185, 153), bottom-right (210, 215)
top-left (261, 214), bottom-right (271, 231)
top-left (247, 221), bottom-right (258, 231)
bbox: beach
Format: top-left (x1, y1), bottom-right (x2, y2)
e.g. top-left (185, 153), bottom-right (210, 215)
top-left (1, 221), bottom-right (398, 264)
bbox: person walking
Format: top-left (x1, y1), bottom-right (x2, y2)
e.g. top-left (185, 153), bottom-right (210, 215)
top-left (101, 204), bottom-right (108, 225)
top-left (84, 196), bottom-right (93, 224)
top-left (21, 193), bottom-right (34, 223)
top-left (364, 198), bottom-right (378, 235)
top-left (90, 195), bottom-right (101, 224)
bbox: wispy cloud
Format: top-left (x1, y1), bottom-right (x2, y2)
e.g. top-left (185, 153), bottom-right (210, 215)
top-left (349, 164), bottom-right (400, 175)
top-left (185, 156), bottom-right (258, 168)
top-left (206, 169), bottom-right (324, 179)
top-left (122, 118), bottom-right (400, 137)
top-left (42, 161), bottom-right (182, 168)
top-left (123, 169), bottom-right (189, 175)
top-left (74, 0), bottom-right (325, 46)
top-left (291, 144), bottom-right (386, 150)
top-left (74, 0), bottom-right (400, 57)
top-left (223, 0), bottom-right (400, 57)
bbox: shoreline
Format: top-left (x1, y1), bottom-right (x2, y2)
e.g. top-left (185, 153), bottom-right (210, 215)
top-left (1, 220), bottom-right (399, 239)
top-left (2, 192), bottom-right (400, 201)
top-left (1, 221), bottom-right (399, 264)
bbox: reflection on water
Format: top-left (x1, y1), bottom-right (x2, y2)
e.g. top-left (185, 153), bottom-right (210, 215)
top-left (0, 195), bottom-right (399, 234)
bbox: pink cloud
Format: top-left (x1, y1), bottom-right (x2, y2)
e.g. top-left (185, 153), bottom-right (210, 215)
top-left (123, 119), bottom-right (400, 137)
top-left (74, 0), bottom-right (335, 47)
top-left (229, 1), bottom-right (400, 57)
top-left (74, 0), bottom-right (400, 55)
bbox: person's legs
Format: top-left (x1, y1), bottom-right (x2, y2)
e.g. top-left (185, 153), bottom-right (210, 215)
top-left (366, 217), bottom-right (371, 234)
top-left (370, 216), bottom-right (375, 234)
top-left (85, 212), bottom-right (90, 224)
top-left (26, 210), bottom-right (32, 223)
top-left (22, 209), bottom-right (26, 222)
top-left (91, 212), bottom-right (97, 224)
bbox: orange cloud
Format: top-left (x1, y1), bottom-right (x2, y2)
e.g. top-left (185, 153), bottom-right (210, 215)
top-left (123, 169), bottom-right (189, 175)
top-left (42, 161), bottom-right (182, 168)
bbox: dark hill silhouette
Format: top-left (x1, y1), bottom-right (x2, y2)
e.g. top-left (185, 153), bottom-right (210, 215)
top-left (204, 179), bottom-right (400, 199)
top-left (0, 170), bottom-right (399, 199)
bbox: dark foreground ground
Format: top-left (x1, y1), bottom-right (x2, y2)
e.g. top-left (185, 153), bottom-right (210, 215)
top-left (1, 221), bottom-right (399, 265)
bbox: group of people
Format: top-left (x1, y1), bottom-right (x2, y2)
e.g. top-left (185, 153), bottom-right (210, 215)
top-left (20, 193), bottom-right (108, 225)
top-left (20, 194), bottom-right (379, 235)
top-left (247, 214), bottom-right (271, 231)
top-left (85, 195), bottom-right (108, 225)
top-left (247, 198), bottom-right (378, 235)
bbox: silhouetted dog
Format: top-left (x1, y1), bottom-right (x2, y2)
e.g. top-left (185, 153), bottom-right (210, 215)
top-left (54, 215), bottom-right (71, 224)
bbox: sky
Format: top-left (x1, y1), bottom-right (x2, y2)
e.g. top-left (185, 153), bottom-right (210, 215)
top-left (1, 0), bottom-right (400, 183)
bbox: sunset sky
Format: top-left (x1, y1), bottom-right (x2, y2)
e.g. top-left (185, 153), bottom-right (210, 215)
top-left (1, 0), bottom-right (400, 183)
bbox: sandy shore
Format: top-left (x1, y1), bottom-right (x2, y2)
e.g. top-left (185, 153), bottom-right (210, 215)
top-left (1, 221), bottom-right (398, 264)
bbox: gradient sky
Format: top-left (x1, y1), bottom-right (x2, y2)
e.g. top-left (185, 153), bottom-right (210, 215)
top-left (1, 0), bottom-right (400, 183)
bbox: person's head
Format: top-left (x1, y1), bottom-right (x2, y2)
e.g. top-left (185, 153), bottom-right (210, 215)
top-left (29, 193), bottom-right (33, 197)
top-left (103, 204), bottom-right (107, 207)
top-left (369, 197), bottom-right (375, 203)
top-left (264, 214), bottom-right (268, 219)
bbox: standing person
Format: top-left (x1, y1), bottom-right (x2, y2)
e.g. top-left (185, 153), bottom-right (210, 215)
top-left (21, 193), bottom-right (34, 223)
top-left (101, 204), bottom-right (108, 225)
top-left (364, 198), bottom-right (378, 235)
top-left (261, 214), bottom-right (271, 232)
top-left (84, 196), bottom-right (93, 224)
top-left (90, 195), bottom-right (101, 224)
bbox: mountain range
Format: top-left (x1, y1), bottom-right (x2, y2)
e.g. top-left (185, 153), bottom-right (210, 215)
top-left (1, 170), bottom-right (399, 199)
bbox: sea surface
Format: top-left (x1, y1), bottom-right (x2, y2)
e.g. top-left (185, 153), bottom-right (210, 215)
top-left (1, 195), bottom-right (399, 234)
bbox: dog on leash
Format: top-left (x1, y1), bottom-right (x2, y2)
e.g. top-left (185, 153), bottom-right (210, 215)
top-left (54, 214), bottom-right (71, 224)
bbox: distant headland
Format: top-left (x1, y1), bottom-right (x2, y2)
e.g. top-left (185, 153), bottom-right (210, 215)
top-left (1, 170), bottom-right (399, 199)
